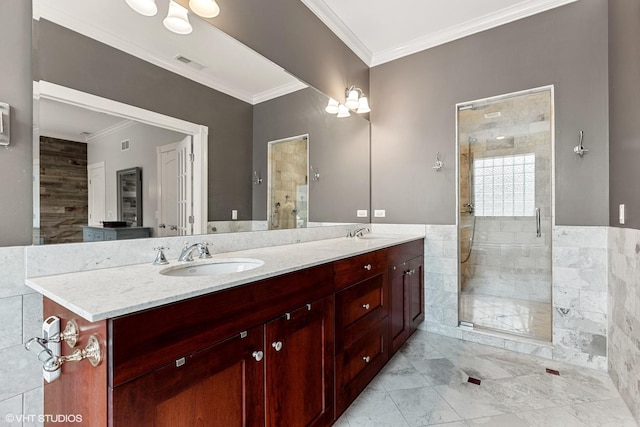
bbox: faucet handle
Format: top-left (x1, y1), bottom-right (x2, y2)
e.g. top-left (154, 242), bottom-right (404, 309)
top-left (153, 247), bottom-right (169, 266)
top-left (198, 242), bottom-right (212, 258)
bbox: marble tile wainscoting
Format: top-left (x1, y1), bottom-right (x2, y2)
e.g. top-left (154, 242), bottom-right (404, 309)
top-left (608, 227), bottom-right (640, 421)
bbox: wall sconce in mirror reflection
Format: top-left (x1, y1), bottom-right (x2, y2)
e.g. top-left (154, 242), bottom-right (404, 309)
top-left (325, 85), bottom-right (370, 118)
top-left (310, 166), bottom-right (320, 181)
top-left (433, 151), bottom-right (443, 171)
top-left (253, 171), bottom-right (263, 185)
top-left (0, 102), bottom-right (10, 147)
top-left (125, 0), bottom-right (221, 35)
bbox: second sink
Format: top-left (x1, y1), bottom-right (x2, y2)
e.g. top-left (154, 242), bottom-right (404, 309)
top-left (160, 258), bottom-right (264, 277)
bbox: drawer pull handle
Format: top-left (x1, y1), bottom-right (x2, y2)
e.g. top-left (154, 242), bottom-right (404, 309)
top-left (363, 355), bottom-right (371, 363)
top-left (252, 351), bottom-right (264, 362)
top-left (272, 341), bottom-right (283, 352)
top-left (364, 264), bottom-right (372, 271)
top-left (362, 303), bottom-right (370, 310)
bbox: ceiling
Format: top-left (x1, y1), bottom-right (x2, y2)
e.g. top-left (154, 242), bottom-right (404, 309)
top-left (300, 0), bottom-right (579, 66)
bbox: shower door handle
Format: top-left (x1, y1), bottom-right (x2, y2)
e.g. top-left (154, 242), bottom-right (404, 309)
top-left (535, 208), bottom-right (541, 238)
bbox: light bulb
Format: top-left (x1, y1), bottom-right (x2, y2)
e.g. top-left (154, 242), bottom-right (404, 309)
top-left (125, 0), bottom-right (158, 16)
top-left (163, 1), bottom-right (193, 35)
top-left (356, 96), bottom-right (371, 114)
top-left (189, 0), bottom-right (220, 18)
top-left (325, 98), bottom-right (340, 114)
top-left (345, 89), bottom-right (360, 110)
top-left (337, 104), bottom-right (351, 118)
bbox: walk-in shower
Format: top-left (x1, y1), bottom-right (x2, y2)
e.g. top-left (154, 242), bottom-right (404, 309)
top-left (457, 87), bottom-right (553, 341)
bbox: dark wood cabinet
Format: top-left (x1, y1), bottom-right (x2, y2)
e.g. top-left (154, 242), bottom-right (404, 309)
top-left (42, 239), bottom-right (424, 427)
top-left (110, 327), bottom-right (265, 427)
top-left (389, 240), bottom-right (425, 355)
top-left (265, 297), bottom-right (334, 427)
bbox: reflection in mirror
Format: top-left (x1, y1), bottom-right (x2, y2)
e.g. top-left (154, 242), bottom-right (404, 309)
top-left (116, 167), bottom-right (142, 226)
top-left (29, 0), bottom-right (371, 246)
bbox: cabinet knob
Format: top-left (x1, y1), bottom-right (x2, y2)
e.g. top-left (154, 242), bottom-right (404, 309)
top-left (362, 303), bottom-right (370, 310)
top-left (364, 264), bottom-right (372, 271)
top-left (252, 351), bottom-right (264, 362)
top-left (272, 341), bottom-right (283, 352)
top-left (362, 355), bottom-right (371, 363)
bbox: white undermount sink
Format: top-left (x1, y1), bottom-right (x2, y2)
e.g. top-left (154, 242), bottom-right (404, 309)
top-left (356, 234), bottom-right (393, 240)
top-left (160, 258), bottom-right (265, 277)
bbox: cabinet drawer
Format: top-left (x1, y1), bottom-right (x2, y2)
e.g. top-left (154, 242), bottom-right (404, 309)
top-left (336, 274), bottom-right (387, 349)
top-left (335, 319), bottom-right (387, 415)
top-left (334, 250), bottom-right (387, 290)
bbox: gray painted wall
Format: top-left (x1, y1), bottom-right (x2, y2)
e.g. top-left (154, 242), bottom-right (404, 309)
top-left (0, 2), bottom-right (33, 246)
top-left (608, 0), bottom-right (640, 230)
top-left (253, 88), bottom-right (370, 223)
top-left (35, 19), bottom-right (254, 222)
top-left (370, 0), bottom-right (609, 226)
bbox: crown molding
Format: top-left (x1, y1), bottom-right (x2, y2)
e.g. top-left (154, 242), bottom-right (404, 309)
top-left (253, 80), bottom-right (308, 105)
top-left (85, 119), bottom-right (137, 143)
top-left (300, 0), bottom-right (372, 66)
top-left (37, 1), bottom-right (260, 104)
top-left (301, 0), bottom-right (578, 68)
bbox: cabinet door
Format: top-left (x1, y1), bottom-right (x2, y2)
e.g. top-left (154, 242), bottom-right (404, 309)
top-left (389, 262), bottom-right (410, 354)
top-left (408, 256), bottom-right (425, 329)
top-left (110, 327), bottom-right (264, 427)
top-left (265, 296), bottom-right (334, 427)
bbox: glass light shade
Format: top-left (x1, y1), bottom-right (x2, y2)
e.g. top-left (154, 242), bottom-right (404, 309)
top-left (189, 0), bottom-right (220, 18)
top-left (325, 98), bottom-right (340, 114)
top-left (345, 89), bottom-right (360, 110)
top-left (356, 96), bottom-right (371, 114)
top-left (163, 1), bottom-right (193, 35)
top-left (125, 0), bottom-right (158, 16)
top-left (337, 104), bottom-right (351, 118)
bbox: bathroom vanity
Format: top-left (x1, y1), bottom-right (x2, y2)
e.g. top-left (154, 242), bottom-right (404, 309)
top-left (27, 235), bottom-right (424, 426)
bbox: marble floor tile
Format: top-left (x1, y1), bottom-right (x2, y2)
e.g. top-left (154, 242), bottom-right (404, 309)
top-left (388, 387), bottom-right (462, 426)
top-left (433, 382), bottom-right (510, 420)
top-left (342, 389), bottom-right (410, 427)
top-left (339, 331), bottom-right (638, 427)
top-left (568, 398), bottom-right (637, 427)
top-left (377, 353), bottom-right (431, 391)
top-left (409, 358), bottom-right (468, 386)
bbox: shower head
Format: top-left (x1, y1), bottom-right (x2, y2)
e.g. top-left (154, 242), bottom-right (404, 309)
top-left (468, 137), bottom-right (477, 143)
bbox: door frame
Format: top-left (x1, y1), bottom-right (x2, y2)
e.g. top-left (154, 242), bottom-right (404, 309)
top-left (33, 80), bottom-right (208, 234)
top-left (87, 161), bottom-right (106, 226)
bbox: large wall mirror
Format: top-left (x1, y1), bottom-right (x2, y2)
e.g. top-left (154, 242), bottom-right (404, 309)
top-left (30, 0), bottom-right (371, 245)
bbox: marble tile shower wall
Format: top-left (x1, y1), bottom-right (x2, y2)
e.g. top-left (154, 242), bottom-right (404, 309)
top-left (0, 246), bottom-right (43, 427)
top-left (608, 227), bottom-right (640, 422)
top-left (552, 226), bottom-right (608, 371)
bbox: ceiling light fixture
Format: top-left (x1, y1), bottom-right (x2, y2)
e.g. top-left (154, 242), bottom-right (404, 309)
top-left (189, 0), bottom-right (220, 18)
top-left (163, 1), bottom-right (193, 34)
top-left (125, 0), bottom-right (222, 35)
top-left (125, 0), bottom-right (158, 16)
top-left (325, 84), bottom-right (370, 117)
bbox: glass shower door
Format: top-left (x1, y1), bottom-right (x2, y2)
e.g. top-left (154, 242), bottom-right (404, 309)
top-left (457, 87), bottom-right (553, 341)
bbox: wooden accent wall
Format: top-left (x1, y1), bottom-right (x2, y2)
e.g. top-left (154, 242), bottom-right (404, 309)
top-left (40, 136), bottom-right (88, 244)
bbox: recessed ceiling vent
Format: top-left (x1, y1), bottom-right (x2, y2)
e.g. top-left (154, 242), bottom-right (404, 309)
top-left (121, 139), bottom-right (130, 151)
top-left (174, 54), bottom-right (206, 71)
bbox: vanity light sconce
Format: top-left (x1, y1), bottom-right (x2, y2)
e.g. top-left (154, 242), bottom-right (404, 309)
top-left (573, 130), bottom-right (589, 157)
top-left (433, 152), bottom-right (443, 171)
top-left (253, 171), bottom-right (263, 185)
top-left (310, 166), bottom-right (320, 181)
top-left (0, 102), bottom-right (10, 146)
top-left (126, 0), bottom-right (221, 35)
top-left (325, 85), bottom-right (371, 117)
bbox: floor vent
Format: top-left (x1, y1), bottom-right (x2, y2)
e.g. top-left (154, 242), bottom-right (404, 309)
top-left (468, 377), bottom-right (481, 385)
top-left (545, 368), bottom-right (560, 376)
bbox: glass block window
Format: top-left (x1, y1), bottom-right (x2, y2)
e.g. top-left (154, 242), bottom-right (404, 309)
top-left (473, 153), bottom-right (535, 216)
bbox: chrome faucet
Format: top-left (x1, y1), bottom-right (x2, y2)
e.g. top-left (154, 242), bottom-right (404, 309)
top-left (178, 242), bottom-right (212, 262)
top-left (348, 227), bottom-right (370, 238)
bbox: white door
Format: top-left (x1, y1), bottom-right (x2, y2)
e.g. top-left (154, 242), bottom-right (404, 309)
top-left (177, 136), bottom-right (193, 236)
top-left (157, 143), bottom-right (178, 237)
top-left (87, 162), bottom-right (106, 226)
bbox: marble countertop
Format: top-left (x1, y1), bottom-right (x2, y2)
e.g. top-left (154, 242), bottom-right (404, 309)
top-left (25, 234), bottom-right (423, 322)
